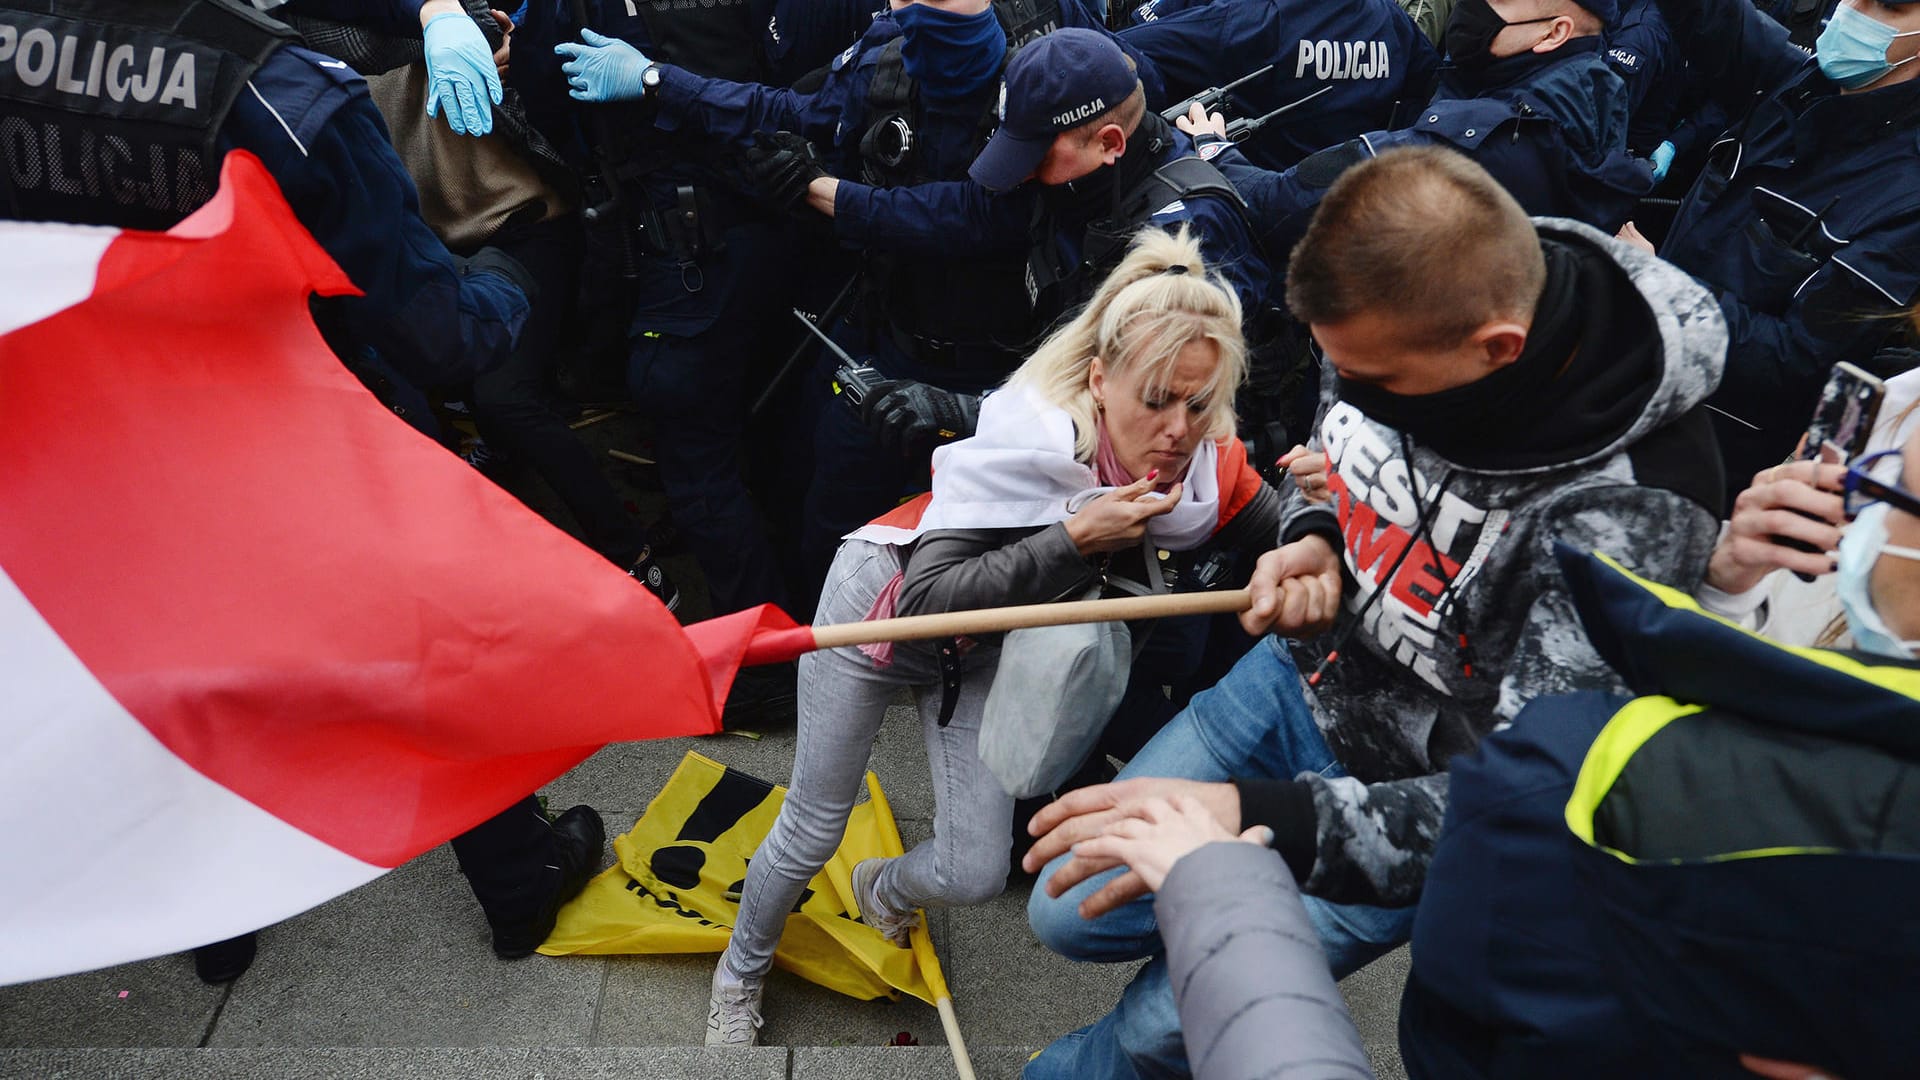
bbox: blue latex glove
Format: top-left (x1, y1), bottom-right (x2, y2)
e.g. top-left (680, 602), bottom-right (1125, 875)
top-left (554, 28), bottom-right (653, 102)
top-left (1650, 140), bottom-right (1676, 184)
top-left (423, 11), bottom-right (502, 136)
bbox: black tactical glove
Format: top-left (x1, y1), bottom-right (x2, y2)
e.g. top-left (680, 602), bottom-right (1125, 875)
top-left (745, 131), bottom-right (829, 216)
top-left (861, 379), bottom-right (981, 457)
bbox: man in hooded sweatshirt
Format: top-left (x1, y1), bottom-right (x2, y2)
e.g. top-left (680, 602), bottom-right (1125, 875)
top-left (1018, 145), bottom-right (1727, 1080)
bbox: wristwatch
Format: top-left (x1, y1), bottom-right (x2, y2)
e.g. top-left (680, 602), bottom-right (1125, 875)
top-left (641, 65), bottom-right (662, 91)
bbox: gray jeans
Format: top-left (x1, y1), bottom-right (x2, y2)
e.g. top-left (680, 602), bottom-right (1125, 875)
top-left (719, 540), bottom-right (1014, 988)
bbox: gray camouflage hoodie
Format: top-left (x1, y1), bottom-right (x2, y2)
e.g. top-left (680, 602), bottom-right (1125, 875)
top-left (1239, 218), bottom-right (1727, 907)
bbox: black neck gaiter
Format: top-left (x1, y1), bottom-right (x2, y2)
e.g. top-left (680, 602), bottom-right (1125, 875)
top-left (1041, 111), bottom-right (1170, 225)
top-left (1334, 240), bottom-right (1582, 460)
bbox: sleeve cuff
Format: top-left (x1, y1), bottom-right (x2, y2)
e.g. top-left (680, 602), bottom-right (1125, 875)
top-left (1280, 505), bottom-right (1340, 550)
top-left (1231, 777), bottom-right (1316, 883)
top-left (651, 66), bottom-right (699, 132)
top-left (832, 179), bottom-right (880, 244)
top-left (1696, 577), bottom-right (1771, 624)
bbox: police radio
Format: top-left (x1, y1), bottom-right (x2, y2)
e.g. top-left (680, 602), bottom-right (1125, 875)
top-left (789, 309), bottom-right (884, 409)
top-left (1160, 64), bottom-right (1275, 125)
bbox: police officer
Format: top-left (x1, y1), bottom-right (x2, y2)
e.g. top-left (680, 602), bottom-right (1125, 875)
top-left (0, 0), bottom-right (531, 386)
top-left (1205, 0), bottom-right (1647, 263)
top-left (554, 0), bottom-right (1162, 601)
top-left (0, 0), bottom-right (601, 979)
top-left (804, 29), bottom-right (1268, 337)
top-left (1119, 0), bottom-right (1440, 171)
top-left (512, 1), bottom-right (807, 628)
top-left (284, 2), bottom-right (684, 603)
top-left (1616, 0), bottom-right (1920, 496)
top-left (785, 29), bottom-right (1275, 458)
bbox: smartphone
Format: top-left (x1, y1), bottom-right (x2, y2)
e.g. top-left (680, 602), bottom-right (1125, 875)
top-left (1798, 361), bottom-right (1886, 465)
top-left (1775, 362), bottom-right (1886, 578)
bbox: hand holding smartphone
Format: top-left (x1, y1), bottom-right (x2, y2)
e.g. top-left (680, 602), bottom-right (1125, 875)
top-left (1773, 362), bottom-right (1886, 578)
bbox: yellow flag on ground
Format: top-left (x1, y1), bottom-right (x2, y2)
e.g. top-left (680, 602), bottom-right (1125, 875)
top-left (539, 751), bottom-right (935, 1004)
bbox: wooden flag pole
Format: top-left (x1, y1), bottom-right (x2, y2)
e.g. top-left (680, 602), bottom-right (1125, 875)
top-left (809, 589), bottom-right (1253, 652)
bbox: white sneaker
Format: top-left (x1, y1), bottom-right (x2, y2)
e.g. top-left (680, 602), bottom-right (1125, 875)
top-left (705, 966), bottom-right (764, 1048)
top-left (852, 857), bottom-right (918, 947)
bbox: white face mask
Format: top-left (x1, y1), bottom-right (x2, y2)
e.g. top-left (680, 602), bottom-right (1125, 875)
top-left (1835, 502), bottom-right (1920, 657)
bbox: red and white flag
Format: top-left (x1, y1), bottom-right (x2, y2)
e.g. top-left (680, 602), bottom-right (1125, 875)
top-left (0, 153), bottom-right (816, 986)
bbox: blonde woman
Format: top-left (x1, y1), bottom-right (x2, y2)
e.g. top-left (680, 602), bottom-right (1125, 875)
top-left (707, 227), bottom-right (1286, 1045)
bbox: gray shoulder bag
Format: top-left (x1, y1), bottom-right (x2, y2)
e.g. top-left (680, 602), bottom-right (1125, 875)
top-left (978, 543), bottom-right (1164, 799)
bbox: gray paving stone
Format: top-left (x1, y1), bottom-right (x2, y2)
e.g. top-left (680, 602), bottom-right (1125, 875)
top-left (529, 1046), bottom-right (787, 1079)
top-left (942, 883), bottom-right (1144, 1050)
top-left (0, 952), bottom-right (223, 1049)
top-left (792, 1045), bottom-right (1038, 1080)
top-left (0, 1047), bottom-right (786, 1080)
top-left (204, 849), bottom-right (604, 1048)
top-left (590, 943), bottom-right (949, 1050)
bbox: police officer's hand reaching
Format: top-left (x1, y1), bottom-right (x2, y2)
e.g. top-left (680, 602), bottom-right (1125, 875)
top-left (860, 379), bottom-right (980, 457)
top-left (555, 29), bottom-right (655, 102)
top-left (1174, 102), bottom-right (1230, 161)
top-left (422, 1), bottom-right (503, 135)
top-left (745, 132), bottom-right (830, 216)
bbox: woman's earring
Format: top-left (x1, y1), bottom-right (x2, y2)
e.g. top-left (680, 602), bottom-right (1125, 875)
top-left (1095, 398), bottom-right (1105, 412)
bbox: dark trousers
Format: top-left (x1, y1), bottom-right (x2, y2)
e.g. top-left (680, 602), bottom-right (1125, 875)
top-left (470, 216), bottom-right (648, 567)
top-left (447, 794), bottom-right (559, 929)
top-left (625, 230), bottom-right (788, 615)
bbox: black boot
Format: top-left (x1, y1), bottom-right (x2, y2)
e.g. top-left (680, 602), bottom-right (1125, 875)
top-left (452, 799), bottom-right (607, 960)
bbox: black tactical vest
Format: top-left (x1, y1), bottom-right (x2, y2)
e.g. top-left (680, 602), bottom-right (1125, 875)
top-left (1027, 146), bottom-right (1250, 326)
top-left (626, 0), bottom-right (764, 83)
top-left (0, 0), bottom-right (295, 230)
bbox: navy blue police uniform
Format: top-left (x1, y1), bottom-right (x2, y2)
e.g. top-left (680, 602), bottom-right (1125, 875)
top-left (830, 121), bottom-right (1269, 332)
top-left (640, 0), bottom-right (1163, 590)
top-left (1603, 0), bottom-right (1684, 157)
top-left (1654, 0), bottom-right (1920, 494)
top-left (752, 0), bottom-right (881, 87)
top-left (0, 0), bottom-right (596, 964)
top-left (0, 0), bottom-right (529, 390)
top-left (513, 0), bottom-right (801, 616)
top-left (1120, 0), bottom-right (1440, 170)
top-left (1215, 28), bottom-right (1651, 269)
top-left (1112, 0), bottom-right (1211, 31)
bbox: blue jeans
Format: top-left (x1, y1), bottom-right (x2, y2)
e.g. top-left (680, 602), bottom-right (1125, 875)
top-left (1024, 635), bottom-right (1417, 1079)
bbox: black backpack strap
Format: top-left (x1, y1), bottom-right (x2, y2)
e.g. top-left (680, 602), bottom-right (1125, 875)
top-left (1122, 155), bottom-right (1250, 224)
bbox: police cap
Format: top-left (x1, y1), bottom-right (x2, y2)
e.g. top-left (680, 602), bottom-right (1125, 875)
top-left (969, 28), bottom-right (1140, 193)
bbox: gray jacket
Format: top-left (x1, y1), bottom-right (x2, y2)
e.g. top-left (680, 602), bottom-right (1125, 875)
top-left (1158, 842), bottom-right (1374, 1080)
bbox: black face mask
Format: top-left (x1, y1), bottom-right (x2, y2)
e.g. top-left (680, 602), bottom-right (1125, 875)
top-left (1334, 242), bottom-right (1579, 456)
top-left (1445, 0), bottom-right (1558, 71)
